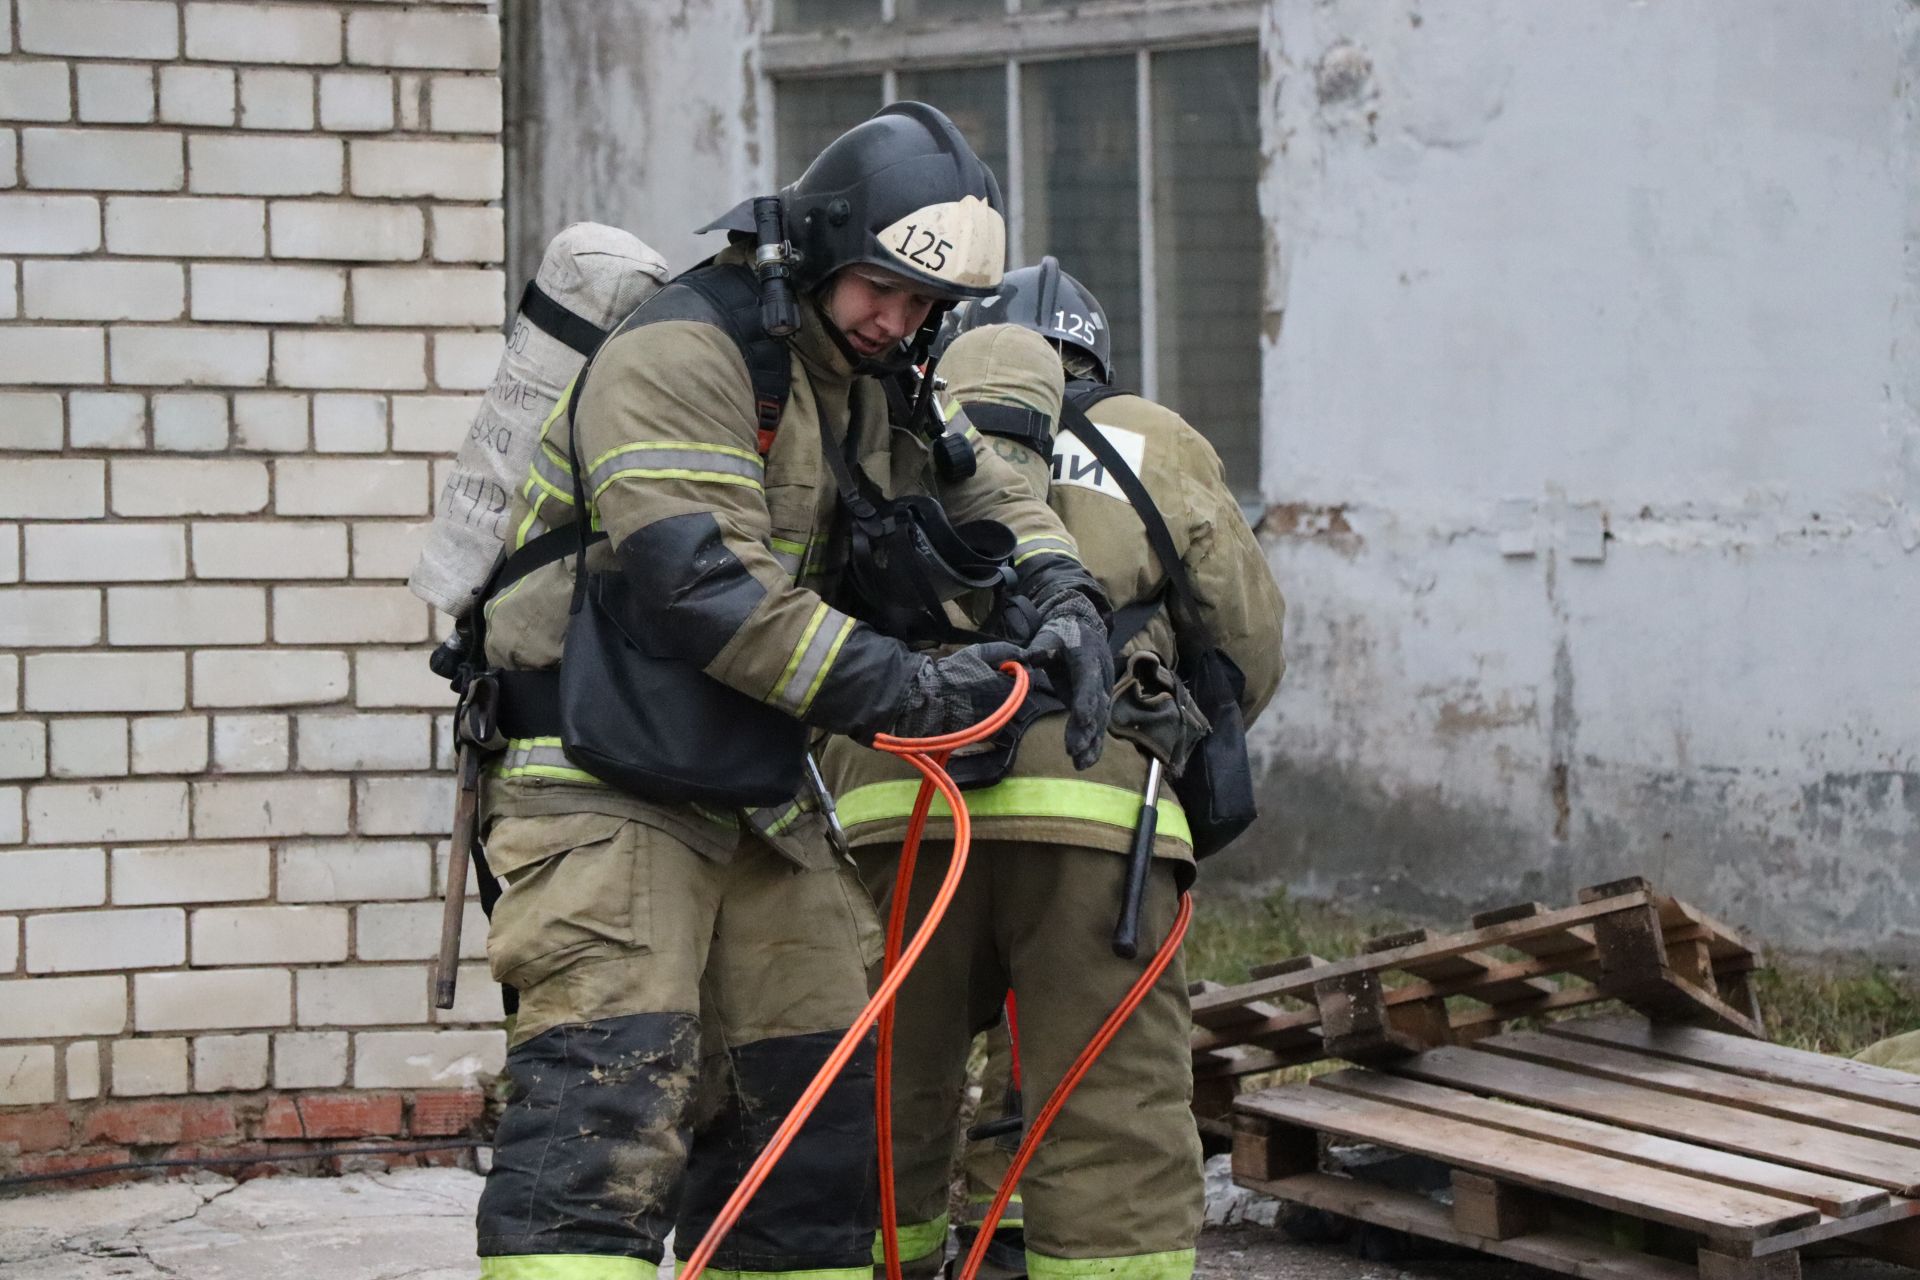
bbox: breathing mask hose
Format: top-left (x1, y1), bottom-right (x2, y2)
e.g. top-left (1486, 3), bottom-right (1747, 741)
top-left (953, 891), bottom-right (1195, 1280)
top-left (678, 664), bottom-right (1030, 1280)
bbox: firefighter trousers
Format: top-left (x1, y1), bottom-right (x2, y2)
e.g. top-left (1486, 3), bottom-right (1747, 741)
top-left (476, 811), bottom-right (883, 1280)
top-left (856, 839), bottom-right (1203, 1280)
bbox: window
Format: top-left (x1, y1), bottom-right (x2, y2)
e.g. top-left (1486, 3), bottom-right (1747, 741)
top-left (766, 4), bottom-right (1263, 498)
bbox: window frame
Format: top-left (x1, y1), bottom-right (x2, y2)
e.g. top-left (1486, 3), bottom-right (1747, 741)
top-left (764, 0), bottom-right (1259, 454)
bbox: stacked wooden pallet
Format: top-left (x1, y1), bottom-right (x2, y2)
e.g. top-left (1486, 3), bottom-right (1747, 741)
top-left (1231, 1014), bottom-right (1920, 1279)
top-left (1191, 877), bottom-right (1762, 1087)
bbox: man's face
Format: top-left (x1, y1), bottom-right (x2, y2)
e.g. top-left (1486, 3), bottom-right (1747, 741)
top-left (823, 266), bottom-right (942, 359)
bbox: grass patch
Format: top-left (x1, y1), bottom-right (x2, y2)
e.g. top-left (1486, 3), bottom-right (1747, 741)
top-left (1189, 888), bottom-right (1920, 1059)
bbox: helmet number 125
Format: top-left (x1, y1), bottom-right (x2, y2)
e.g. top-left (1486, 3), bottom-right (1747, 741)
top-left (894, 224), bottom-right (953, 273)
top-left (1054, 310), bottom-right (1099, 342)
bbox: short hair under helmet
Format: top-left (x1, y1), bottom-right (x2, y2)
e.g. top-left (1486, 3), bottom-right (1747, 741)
top-left (704, 102), bottom-right (1006, 302)
top-left (941, 255), bottom-right (1111, 383)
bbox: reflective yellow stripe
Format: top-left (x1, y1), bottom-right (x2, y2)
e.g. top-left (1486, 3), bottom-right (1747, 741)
top-left (770, 603), bottom-right (829, 711)
top-left (679, 1267), bottom-right (873, 1280)
top-left (769, 535), bottom-right (807, 577)
top-left (480, 1255), bottom-right (657, 1280)
top-left (796, 614), bottom-right (854, 717)
top-left (961, 1195), bottom-right (1023, 1228)
top-left (747, 800), bottom-right (805, 837)
top-left (1024, 1248), bottom-right (1195, 1280)
top-left (835, 777), bottom-right (1191, 847)
top-left (1011, 535), bottom-right (1077, 568)
top-left (876, 1214), bottom-right (949, 1265)
top-left (495, 736), bottom-right (602, 785)
top-left (587, 441), bottom-right (764, 502)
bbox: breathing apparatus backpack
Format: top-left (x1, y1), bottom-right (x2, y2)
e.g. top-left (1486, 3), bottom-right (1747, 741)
top-left (415, 213), bottom-right (1024, 810)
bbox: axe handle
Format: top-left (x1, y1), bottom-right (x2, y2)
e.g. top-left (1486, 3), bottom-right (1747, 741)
top-left (1111, 758), bottom-right (1164, 960)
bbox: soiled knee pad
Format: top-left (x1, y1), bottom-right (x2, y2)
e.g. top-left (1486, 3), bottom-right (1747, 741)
top-left (477, 1011), bottom-right (702, 1260)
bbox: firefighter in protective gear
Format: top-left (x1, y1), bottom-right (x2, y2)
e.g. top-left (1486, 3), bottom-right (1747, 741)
top-left (473, 108), bottom-right (1111, 1280)
top-left (819, 262), bottom-right (1285, 1280)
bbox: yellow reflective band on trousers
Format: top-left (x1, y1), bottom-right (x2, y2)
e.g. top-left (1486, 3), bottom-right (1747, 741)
top-left (961, 1195), bottom-right (1023, 1228)
top-left (497, 737), bottom-right (602, 785)
top-left (1024, 1249), bottom-right (1197, 1280)
top-left (480, 1255), bottom-right (658, 1280)
top-left (674, 1265), bottom-right (875, 1280)
top-left (874, 1214), bottom-right (949, 1265)
top-left (835, 777), bottom-right (1191, 847)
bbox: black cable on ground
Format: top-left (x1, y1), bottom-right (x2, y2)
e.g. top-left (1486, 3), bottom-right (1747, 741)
top-left (0, 1139), bottom-right (489, 1190)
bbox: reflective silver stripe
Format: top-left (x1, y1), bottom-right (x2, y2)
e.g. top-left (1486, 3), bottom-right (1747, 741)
top-left (586, 442), bottom-right (764, 500)
top-left (771, 604), bottom-right (851, 715)
top-left (530, 443), bottom-right (575, 502)
top-left (769, 538), bottom-right (806, 578)
top-left (495, 737), bottom-right (601, 784)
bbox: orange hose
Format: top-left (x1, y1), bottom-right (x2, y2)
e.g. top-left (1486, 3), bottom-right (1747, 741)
top-left (955, 891), bottom-right (1195, 1280)
top-left (678, 664), bottom-right (1029, 1280)
top-left (875, 742), bottom-right (945, 1280)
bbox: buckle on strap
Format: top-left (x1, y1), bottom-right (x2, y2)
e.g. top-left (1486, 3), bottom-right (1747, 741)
top-left (459, 671), bottom-right (505, 752)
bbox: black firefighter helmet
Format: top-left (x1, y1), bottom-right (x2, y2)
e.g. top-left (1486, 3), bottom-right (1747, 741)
top-left (703, 101), bottom-right (1007, 303)
top-left (942, 255), bottom-right (1112, 384)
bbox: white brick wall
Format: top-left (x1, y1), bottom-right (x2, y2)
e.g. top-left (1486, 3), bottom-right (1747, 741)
top-left (0, 2), bottom-right (503, 1110)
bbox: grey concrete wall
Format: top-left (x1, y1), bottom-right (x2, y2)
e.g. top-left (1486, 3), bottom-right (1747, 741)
top-left (1246, 0), bottom-right (1920, 954)
top-left (505, 0), bottom-right (768, 286)
top-left (505, 0), bottom-right (1920, 954)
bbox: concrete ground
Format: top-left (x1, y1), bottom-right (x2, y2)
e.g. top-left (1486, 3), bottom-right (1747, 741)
top-left (0, 1165), bottom-right (1910, 1280)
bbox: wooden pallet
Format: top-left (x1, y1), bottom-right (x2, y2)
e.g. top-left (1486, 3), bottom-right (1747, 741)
top-left (1231, 1013), bottom-right (1920, 1280)
top-left (1191, 878), bottom-right (1761, 1085)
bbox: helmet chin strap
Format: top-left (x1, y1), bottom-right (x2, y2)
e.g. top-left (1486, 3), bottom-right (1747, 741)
top-left (811, 293), bottom-right (946, 378)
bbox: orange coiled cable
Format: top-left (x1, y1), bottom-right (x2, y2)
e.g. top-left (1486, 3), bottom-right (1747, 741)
top-left (678, 663), bottom-right (1030, 1280)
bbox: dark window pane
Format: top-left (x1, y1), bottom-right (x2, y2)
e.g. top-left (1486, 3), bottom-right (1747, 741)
top-left (895, 65), bottom-right (1008, 204)
top-left (1153, 43), bottom-right (1259, 496)
top-left (1020, 56), bottom-right (1139, 392)
top-left (776, 76), bottom-right (882, 187)
top-left (774, 0), bottom-right (881, 31)
top-left (896, 0), bottom-right (1003, 19)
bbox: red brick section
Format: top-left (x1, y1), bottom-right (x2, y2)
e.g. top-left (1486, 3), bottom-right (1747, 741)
top-left (411, 1090), bottom-right (487, 1136)
top-left (260, 1092), bottom-right (405, 1140)
top-left (0, 1089), bottom-right (493, 1191)
top-left (0, 1108), bottom-right (72, 1154)
top-left (82, 1099), bottom-right (238, 1147)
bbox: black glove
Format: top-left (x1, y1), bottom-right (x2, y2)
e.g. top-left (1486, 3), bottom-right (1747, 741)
top-left (887, 642), bottom-right (1026, 741)
top-left (1017, 587), bottom-right (1113, 769)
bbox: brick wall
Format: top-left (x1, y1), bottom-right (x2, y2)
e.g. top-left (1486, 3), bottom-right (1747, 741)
top-left (0, 0), bottom-right (507, 1180)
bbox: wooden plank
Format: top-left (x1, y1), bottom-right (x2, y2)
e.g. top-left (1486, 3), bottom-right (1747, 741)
top-left (1363, 927), bottom-right (1559, 1007)
top-left (1738, 1196), bottom-right (1920, 1257)
top-left (1236, 1085), bottom-right (1821, 1240)
top-left (1315, 1069), bottom-right (1890, 1217)
top-left (1191, 953), bottom-right (1604, 1057)
top-left (1479, 1030), bottom-right (1920, 1148)
top-left (1246, 953), bottom-right (1327, 981)
top-left (1387, 1047), bottom-right (1920, 1194)
top-left (1546, 1015), bottom-right (1920, 1117)
top-left (1242, 1170), bottom-right (1697, 1280)
top-left (1191, 892), bottom-right (1655, 1017)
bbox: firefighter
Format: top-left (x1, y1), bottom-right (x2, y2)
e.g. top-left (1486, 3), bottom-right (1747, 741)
top-left (472, 111), bottom-right (1114, 1280)
top-left (821, 260), bottom-right (1286, 1280)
